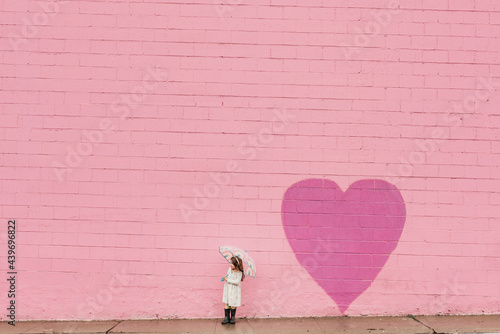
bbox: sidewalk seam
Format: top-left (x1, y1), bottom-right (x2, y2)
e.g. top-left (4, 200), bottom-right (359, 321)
top-left (106, 320), bottom-right (123, 334)
top-left (313, 317), bottom-right (320, 331)
top-left (408, 316), bottom-right (437, 334)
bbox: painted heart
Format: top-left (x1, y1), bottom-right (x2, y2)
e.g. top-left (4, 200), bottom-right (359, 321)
top-left (281, 179), bottom-right (406, 313)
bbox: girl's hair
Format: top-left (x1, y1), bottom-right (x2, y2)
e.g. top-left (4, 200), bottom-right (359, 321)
top-left (231, 256), bottom-right (245, 281)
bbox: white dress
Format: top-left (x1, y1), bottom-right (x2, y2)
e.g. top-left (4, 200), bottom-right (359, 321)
top-left (222, 267), bottom-right (243, 307)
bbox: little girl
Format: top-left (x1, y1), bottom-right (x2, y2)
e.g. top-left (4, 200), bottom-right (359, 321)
top-left (221, 256), bottom-right (245, 324)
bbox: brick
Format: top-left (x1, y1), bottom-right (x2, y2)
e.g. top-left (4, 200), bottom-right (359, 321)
top-left (166, 249), bottom-right (196, 263)
top-left (39, 245), bottom-right (66, 259)
top-left (89, 247), bottom-right (116, 261)
top-left (51, 259), bottom-right (80, 272)
top-left (17, 257), bottom-right (51, 271)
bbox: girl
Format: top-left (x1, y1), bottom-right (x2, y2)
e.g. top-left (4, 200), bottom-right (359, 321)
top-left (221, 256), bottom-right (245, 324)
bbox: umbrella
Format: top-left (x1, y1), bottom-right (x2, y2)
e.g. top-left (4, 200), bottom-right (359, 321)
top-left (219, 245), bottom-right (257, 278)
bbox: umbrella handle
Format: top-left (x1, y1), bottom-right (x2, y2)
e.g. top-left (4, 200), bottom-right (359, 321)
top-left (221, 274), bottom-right (228, 281)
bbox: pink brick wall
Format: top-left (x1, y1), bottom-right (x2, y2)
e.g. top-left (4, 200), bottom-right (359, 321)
top-left (1, 0), bottom-right (500, 321)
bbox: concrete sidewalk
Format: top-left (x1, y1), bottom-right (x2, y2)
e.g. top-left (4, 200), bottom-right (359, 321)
top-left (1, 314), bottom-right (500, 334)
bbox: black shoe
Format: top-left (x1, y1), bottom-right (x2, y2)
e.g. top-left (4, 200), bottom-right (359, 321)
top-left (229, 308), bottom-right (236, 324)
top-left (221, 308), bottom-right (230, 325)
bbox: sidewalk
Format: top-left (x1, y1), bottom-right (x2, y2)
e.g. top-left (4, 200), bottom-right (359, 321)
top-left (1, 314), bottom-right (500, 334)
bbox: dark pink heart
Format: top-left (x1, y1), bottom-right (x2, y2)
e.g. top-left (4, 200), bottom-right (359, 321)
top-left (281, 179), bottom-right (406, 313)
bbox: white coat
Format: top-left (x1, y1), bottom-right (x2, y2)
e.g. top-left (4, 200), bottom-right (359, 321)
top-left (222, 267), bottom-right (243, 307)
